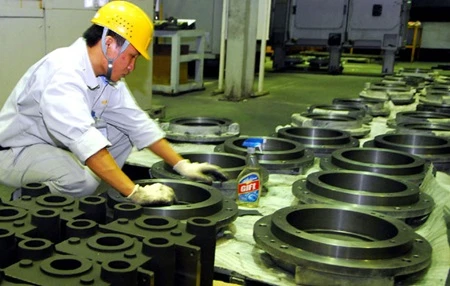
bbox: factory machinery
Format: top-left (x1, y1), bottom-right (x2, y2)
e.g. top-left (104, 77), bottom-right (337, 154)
top-left (159, 0), bottom-right (410, 75)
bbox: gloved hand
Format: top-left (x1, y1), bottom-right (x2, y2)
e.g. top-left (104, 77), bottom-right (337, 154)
top-left (127, 183), bottom-right (176, 206)
top-left (173, 159), bottom-right (228, 183)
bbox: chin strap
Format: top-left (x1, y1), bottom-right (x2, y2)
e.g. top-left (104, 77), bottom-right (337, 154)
top-left (101, 27), bottom-right (130, 82)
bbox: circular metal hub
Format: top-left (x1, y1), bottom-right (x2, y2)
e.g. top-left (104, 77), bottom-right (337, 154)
top-left (320, 147), bottom-right (428, 184)
top-left (214, 136), bottom-right (314, 174)
top-left (395, 111), bottom-right (450, 125)
top-left (159, 117), bottom-right (239, 143)
top-left (363, 134), bottom-right (450, 172)
top-left (332, 97), bottom-right (389, 117)
top-left (292, 170), bottom-right (434, 223)
top-left (291, 113), bottom-right (370, 138)
top-left (307, 104), bottom-right (370, 123)
top-left (106, 179), bottom-right (238, 229)
top-left (253, 205), bottom-right (432, 283)
top-left (417, 103), bottom-right (450, 114)
top-left (277, 127), bottom-right (359, 157)
top-left (395, 122), bottom-right (450, 138)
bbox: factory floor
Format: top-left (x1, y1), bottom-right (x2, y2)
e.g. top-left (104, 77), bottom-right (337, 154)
top-left (150, 57), bottom-right (449, 136)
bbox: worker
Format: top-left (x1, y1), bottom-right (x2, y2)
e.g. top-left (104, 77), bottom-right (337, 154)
top-left (0, 1), bottom-right (226, 206)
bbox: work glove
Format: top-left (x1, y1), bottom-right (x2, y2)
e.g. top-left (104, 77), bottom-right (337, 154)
top-left (127, 183), bottom-right (176, 206)
top-left (173, 159), bottom-right (228, 183)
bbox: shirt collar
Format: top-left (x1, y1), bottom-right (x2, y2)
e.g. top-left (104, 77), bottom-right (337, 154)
top-left (73, 38), bottom-right (100, 90)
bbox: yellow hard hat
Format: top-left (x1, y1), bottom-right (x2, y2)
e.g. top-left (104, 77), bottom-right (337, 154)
top-left (91, 1), bottom-right (153, 60)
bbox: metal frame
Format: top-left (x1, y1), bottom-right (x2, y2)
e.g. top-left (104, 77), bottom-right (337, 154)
top-left (152, 29), bottom-right (206, 95)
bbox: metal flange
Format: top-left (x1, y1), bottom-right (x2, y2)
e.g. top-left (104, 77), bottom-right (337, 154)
top-left (253, 204), bottom-right (432, 285)
top-left (320, 147), bottom-right (428, 185)
top-left (106, 179), bottom-right (238, 229)
top-left (417, 102), bottom-right (450, 114)
top-left (150, 152), bottom-right (269, 199)
top-left (332, 97), bottom-right (390, 117)
top-left (360, 82), bottom-right (416, 105)
top-left (159, 117), bottom-right (239, 143)
top-left (291, 113), bottom-right (370, 138)
top-left (292, 170), bottom-right (434, 224)
top-left (394, 111), bottom-right (450, 125)
top-left (363, 134), bottom-right (450, 172)
top-left (394, 122), bottom-right (450, 138)
top-left (307, 104), bottom-right (372, 123)
top-left (277, 127), bottom-right (359, 157)
top-left (214, 136), bottom-right (315, 174)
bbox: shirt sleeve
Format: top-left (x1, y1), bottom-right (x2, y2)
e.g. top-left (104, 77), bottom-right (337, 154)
top-left (102, 80), bottom-right (166, 150)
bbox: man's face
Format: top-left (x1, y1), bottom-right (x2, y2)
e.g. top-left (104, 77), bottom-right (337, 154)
top-left (107, 40), bottom-right (141, 82)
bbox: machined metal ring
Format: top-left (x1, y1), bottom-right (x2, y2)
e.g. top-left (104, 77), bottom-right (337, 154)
top-left (307, 104), bottom-right (370, 123)
top-left (363, 134), bottom-right (450, 172)
top-left (159, 117), bottom-right (239, 143)
top-left (332, 97), bottom-right (389, 117)
top-left (292, 170), bottom-right (434, 223)
top-left (214, 136), bottom-right (315, 174)
top-left (417, 102), bottom-right (450, 114)
top-left (394, 122), bottom-right (450, 138)
top-left (253, 204), bottom-right (432, 284)
top-left (106, 179), bottom-right (238, 229)
top-left (395, 111), bottom-right (450, 125)
top-left (277, 127), bottom-right (359, 157)
top-left (291, 113), bottom-right (370, 138)
top-left (320, 147), bottom-right (428, 184)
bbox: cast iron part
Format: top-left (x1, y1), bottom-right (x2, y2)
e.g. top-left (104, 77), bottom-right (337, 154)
top-left (277, 127), bottom-right (359, 157)
top-left (99, 214), bottom-right (217, 286)
top-left (214, 136), bottom-right (315, 174)
top-left (332, 97), bottom-right (390, 117)
top-left (292, 170), bottom-right (434, 224)
top-left (4, 254), bottom-right (153, 286)
top-left (320, 147), bottom-right (429, 185)
top-left (159, 116), bottom-right (240, 143)
top-left (253, 204), bottom-right (432, 285)
top-left (363, 134), bottom-right (450, 172)
top-left (150, 152), bottom-right (269, 199)
top-left (394, 122), bottom-right (450, 138)
top-left (307, 104), bottom-right (371, 123)
top-left (394, 111), bottom-right (450, 125)
top-left (106, 179), bottom-right (238, 229)
top-left (21, 183), bottom-right (50, 198)
top-left (291, 113), bottom-right (370, 138)
top-left (417, 102), bottom-right (450, 114)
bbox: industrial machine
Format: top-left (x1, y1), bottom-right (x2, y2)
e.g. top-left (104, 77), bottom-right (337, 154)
top-left (270, 0), bottom-right (410, 74)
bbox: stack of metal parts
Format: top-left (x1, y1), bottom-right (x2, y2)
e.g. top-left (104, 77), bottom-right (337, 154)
top-left (159, 116), bottom-right (240, 143)
top-left (0, 183), bottom-right (234, 285)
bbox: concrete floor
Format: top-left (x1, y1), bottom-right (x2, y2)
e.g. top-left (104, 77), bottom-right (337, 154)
top-left (151, 58), bottom-right (448, 136)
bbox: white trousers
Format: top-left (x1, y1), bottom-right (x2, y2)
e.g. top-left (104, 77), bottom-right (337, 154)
top-left (0, 124), bottom-right (132, 197)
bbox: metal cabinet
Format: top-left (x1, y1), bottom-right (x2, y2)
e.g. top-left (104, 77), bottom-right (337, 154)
top-left (271, 0), bottom-right (410, 74)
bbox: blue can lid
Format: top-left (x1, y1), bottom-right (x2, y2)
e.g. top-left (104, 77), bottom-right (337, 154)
top-left (243, 138), bottom-right (264, 148)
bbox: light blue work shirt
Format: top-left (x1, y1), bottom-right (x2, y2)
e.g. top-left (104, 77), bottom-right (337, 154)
top-left (0, 38), bottom-right (165, 163)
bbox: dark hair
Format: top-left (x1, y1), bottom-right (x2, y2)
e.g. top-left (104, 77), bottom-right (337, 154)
top-left (83, 24), bottom-right (126, 47)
